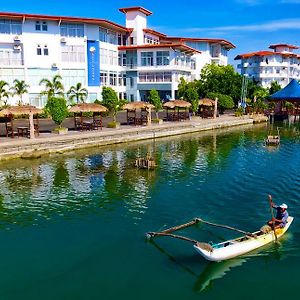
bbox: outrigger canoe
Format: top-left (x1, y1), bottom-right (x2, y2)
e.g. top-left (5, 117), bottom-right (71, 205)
top-left (194, 216), bottom-right (293, 261)
top-left (147, 216), bottom-right (293, 262)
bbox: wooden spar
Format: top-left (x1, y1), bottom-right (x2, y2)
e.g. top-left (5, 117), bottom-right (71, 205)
top-left (147, 232), bottom-right (198, 244)
top-left (195, 218), bottom-right (256, 237)
top-left (159, 219), bottom-right (200, 234)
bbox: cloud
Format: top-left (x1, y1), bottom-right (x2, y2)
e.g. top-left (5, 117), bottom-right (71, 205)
top-left (182, 19), bottom-right (300, 34)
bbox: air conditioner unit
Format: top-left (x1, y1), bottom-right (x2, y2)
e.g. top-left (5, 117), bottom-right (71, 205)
top-left (51, 63), bottom-right (58, 68)
top-left (14, 35), bottom-right (21, 42)
top-left (13, 44), bottom-right (21, 51)
top-left (60, 37), bottom-right (66, 43)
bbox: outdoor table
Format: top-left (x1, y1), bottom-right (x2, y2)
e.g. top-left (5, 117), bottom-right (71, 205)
top-left (82, 121), bottom-right (93, 131)
top-left (17, 126), bottom-right (29, 137)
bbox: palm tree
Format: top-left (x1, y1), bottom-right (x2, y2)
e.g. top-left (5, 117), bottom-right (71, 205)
top-left (10, 79), bottom-right (30, 106)
top-left (0, 80), bottom-right (10, 107)
top-left (39, 74), bottom-right (64, 100)
top-left (67, 82), bottom-right (88, 104)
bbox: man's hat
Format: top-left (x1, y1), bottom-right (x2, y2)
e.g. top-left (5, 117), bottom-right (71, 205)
top-left (280, 203), bottom-right (288, 209)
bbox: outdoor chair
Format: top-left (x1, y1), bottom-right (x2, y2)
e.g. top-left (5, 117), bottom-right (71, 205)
top-left (92, 112), bottom-right (103, 130)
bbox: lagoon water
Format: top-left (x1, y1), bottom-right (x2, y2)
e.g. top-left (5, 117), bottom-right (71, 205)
top-left (0, 123), bottom-right (299, 300)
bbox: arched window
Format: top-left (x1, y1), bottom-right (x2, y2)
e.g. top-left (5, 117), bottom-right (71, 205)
top-left (37, 44), bottom-right (42, 55)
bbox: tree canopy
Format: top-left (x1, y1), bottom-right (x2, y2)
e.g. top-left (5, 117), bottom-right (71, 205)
top-left (148, 89), bottom-right (162, 119)
top-left (102, 87), bottom-right (125, 122)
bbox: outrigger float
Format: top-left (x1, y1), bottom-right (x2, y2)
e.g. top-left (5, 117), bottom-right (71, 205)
top-left (146, 216), bottom-right (293, 262)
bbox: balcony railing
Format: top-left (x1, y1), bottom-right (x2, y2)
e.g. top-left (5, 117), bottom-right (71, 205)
top-left (0, 58), bottom-right (23, 66)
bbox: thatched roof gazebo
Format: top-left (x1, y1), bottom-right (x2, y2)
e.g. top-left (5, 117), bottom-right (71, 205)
top-left (199, 98), bottom-right (215, 107)
top-left (69, 103), bottom-right (108, 130)
top-left (122, 102), bottom-right (154, 126)
top-left (69, 103), bottom-right (107, 113)
top-left (163, 100), bottom-right (191, 121)
top-left (0, 105), bottom-right (42, 139)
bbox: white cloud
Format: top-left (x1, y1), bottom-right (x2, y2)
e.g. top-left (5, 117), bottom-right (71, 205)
top-left (183, 19), bottom-right (300, 33)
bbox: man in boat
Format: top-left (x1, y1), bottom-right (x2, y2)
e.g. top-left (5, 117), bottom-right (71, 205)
top-left (268, 202), bottom-right (289, 228)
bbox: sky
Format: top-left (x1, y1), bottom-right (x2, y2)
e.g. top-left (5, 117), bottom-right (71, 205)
top-left (2, 0), bottom-right (300, 67)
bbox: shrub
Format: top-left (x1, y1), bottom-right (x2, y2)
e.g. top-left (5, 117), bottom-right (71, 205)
top-left (46, 97), bottom-right (68, 127)
top-left (207, 92), bottom-right (234, 113)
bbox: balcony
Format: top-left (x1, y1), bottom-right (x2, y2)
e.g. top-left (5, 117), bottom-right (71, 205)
top-left (0, 58), bottom-right (24, 66)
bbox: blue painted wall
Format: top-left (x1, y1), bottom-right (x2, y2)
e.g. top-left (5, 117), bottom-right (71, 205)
top-left (87, 40), bottom-right (100, 86)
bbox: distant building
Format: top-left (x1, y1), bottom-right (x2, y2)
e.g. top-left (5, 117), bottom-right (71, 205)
top-left (235, 44), bottom-right (300, 88)
top-left (0, 6), bottom-right (235, 106)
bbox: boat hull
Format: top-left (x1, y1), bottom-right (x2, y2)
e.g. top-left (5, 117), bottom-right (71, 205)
top-left (194, 216), bottom-right (293, 262)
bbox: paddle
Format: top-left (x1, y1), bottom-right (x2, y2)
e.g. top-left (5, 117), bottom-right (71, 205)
top-left (268, 194), bottom-right (278, 242)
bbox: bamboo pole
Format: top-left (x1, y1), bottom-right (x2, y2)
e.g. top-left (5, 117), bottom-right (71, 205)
top-left (268, 195), bottom-right (278, 242)
top-left (195, 218), bottom-right (256, 237)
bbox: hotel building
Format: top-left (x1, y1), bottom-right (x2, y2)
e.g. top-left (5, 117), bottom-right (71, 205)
top-left (0, 6), bottom-right (235, 107)
top-left (235, 44), bottom-right (300, 88)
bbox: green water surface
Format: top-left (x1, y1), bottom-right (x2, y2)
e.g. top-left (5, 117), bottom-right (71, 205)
top-left (0, 123), bottom-right (299, 300)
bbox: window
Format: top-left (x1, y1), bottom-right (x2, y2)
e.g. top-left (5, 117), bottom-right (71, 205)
top-left (99, 27), bottom-right (118, 44)
top-left (35, 21), bottom-right (41, 31)
top-left (0, 47), bottom-right (23, 66)
top-left (43, 45), bottom-right (49, 56)
top-left (118, 73), bottom-right (126, 86)
top-left (100, 71), bottom-right (108, 86)
top-left (60, 69), bottom-right (86, 86)
top-left (130, 94), bottom-right (134, 101)
top-left (141, 52), bottom-right (153, 66)
top-left (0, 19), bottom-right (22, 34)
top-left (118, 52), bottom-right (126, 66)
top-left (35, 21), bottom-right (47, 31)
top-left (108, 50), bottom-right (118, 65)
top-left (138, 72), bottom-right (172, 82)
top-left (109, 72), bottom-right (117, 86)
top-left (130, 77), bottom-right (134, 88)
top-left (42, 21), bottom-right (48, 31)
top-left (156, 51), bottom-right (170, 66)
top-left (60, 23), bottom-right (84, 37)
top-left (62, 45), bottom-right (85, 63)
top-left (37, 45), bottom-right (42, 56)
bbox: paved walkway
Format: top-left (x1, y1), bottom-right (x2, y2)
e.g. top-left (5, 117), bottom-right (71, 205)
top-left (0, 114), bottom-right (267, 161)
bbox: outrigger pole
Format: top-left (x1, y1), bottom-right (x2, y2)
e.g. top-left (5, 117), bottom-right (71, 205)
top-left (146, 217), bottom-right (256, 244)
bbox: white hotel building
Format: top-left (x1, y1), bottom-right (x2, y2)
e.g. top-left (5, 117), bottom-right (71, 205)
top-left (235, 44), bottom-right (300, 88)
top-left (0, 6), bottom-right (235, 107)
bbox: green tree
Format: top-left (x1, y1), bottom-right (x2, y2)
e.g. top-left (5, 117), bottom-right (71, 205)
top-left (207, 92), bottom-right (234, 113)
top-left (67, 82), bottom-right (88, 104)
top-left (198, 64), bottom-right (243, 104)
top-left (10, 79), bottom-right (29, 105)
top-left (269, 81), bottom-right (281, 95)
top-left (186, 87), bottom-right (199, 114)
top-left (46, 97), bottom-right (68, 128)
top-left (148, 89), bottom-right (162, 119)
top-left (39, 75), bottom-right (64, 100)
top-left (0, 81), bottom-right (10, 107)
top-left (102, 87), bottom-right (125, 122)
top-left (177, 77), bottom-right (189, 99)
top-left (253, 86), bottom-right (269, 101)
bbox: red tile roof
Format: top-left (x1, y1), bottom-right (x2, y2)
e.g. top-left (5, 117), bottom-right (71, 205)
top-left (143, 28), bottom-right (167, 38)
top-left (162, 37), bottom-right (235, 49)
top-left (119, 7), bottom-right (153, 16)
top-left (269, 44), bottom-right (299, 50)
top-left (0, 11), bottom-right (130, 32)
top-left (235, 50), bottom-right (298, 60)
top-left (118, 43), bottom-right (201, 54)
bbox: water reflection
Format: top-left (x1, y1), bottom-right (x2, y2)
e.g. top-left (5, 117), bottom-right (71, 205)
top-left (0, 123), bottom-right (278, 227)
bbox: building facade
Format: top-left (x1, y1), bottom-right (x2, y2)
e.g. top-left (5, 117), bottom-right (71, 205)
top-left (0, 6), bottom-right (235, 107)
top-left (235, 44), bottom-right (300, 88)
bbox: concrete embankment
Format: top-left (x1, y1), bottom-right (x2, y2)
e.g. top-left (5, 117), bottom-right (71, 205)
top-left (0, 115), bottom-right (267, 161)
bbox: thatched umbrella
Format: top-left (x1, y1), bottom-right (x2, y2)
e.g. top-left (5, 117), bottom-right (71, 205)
top-left (68, 103), bottom-right (107, 113)
top-left (163, 100), bottom-right (191, 121)
top-left (199, 98), bottom-right (215, 107)
top-left (0, 105), bottom-right (42, 139)
top-left (122, 102), bottom-right (154, 126)
top-left (122, 102), bottom-right (154, 110)
top-left (163, 100), bottom-right (191, 109)
top-left (69, 103), bottom-right (108, 130)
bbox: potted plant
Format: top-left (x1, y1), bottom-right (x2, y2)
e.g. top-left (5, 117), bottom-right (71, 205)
top-left (149, 89), bottom-right (163, 124)
top-left (46, 96), bottom-right (69, 134)
top-left (102, 87), bottom-right (125, 128)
